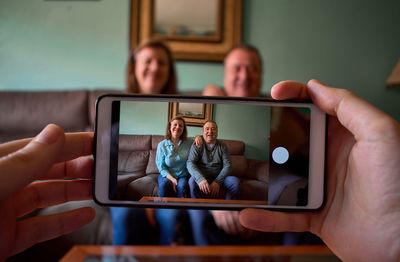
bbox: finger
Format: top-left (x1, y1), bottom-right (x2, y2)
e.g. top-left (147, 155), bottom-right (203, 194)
top-left (0, 130), bottom-right (93, 161)
top-left (39, 157), bottom-right (93, 180)
top-left (12, 207), bottom-right (95, 256)
top-left (239, 208), bottom-right (311, 233)
top-left (306, 79), bottom-right (398, 141)
top-left (13, 180), bottom-right (92, 218)
top-left (0, 124), bottom-right (65, 200)
top-left (0, 138), bottom-right (31, 158)
top-left (54, 131), bottom-right (93, 162)
top-left (228, 211), bottom-right (244, 235)
top-left (223, 212), bottom-right (237, 235)
top-left (271, 81), bottom-right (310, 100)
top-left (200, 185), bottom-right (207, 194)
top-left (204, 184), bottom-right (210, 195)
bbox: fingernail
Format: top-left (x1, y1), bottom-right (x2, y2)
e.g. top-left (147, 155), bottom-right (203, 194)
top-left (34, 124), bottom-right (61, 145)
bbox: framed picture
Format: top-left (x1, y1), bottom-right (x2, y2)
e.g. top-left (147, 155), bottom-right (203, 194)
top-left (130, 0), bottom-right (242, 61)
top-left (168, 102), bottom-right (213, 126)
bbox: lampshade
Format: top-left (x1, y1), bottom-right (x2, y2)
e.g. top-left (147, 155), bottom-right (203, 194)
top-left (386, 59), bottom-right (400, 89)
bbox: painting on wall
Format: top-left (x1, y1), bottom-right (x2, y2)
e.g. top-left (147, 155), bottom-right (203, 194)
top-left (130, 0), bottom-right (242, 61)
top-left (168, 102), bottom-right (213, 126)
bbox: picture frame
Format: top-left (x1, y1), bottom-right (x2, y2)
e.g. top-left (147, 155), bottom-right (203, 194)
top-left (168, 102), bottom-right (213, 126)
top-left (130, 0), bottom-right (242, 61)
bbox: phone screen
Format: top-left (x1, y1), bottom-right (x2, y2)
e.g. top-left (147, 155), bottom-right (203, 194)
top-left (99, 98), bottom-right (320, 209)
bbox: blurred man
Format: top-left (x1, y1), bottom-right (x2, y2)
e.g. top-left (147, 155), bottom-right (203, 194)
top-left (203, 44), bottom-right (263, 97)
top-left (189, 44), bottom-right (280, 245)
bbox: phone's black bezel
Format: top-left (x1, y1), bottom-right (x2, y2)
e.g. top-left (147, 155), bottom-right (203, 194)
top-left (92, 94), bottom-right (327, 212)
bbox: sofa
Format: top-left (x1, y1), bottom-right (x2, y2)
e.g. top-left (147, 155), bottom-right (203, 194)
top-left (117, 134), bottom-right (269, 201)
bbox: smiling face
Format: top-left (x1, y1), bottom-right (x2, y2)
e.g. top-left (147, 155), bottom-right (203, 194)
top-left (203, 121), bottom-right (218, 144)
top-left (170, 119), bottom-right (184, 140)
top-left (134, 47), bottom-right (170, 94)
top-left (224, 49), bottom-right (262, 97)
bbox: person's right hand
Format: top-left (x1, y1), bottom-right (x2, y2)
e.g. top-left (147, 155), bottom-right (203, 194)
top-left (166, 174), bottom-right (178, 193)
top-left (239, 80), bottom-right (400, 262)
top-left (198, 179), bottom-right (210, 195)
top-left (212, 210), bottom-right (255, 237)
top-left (0, 124), bottom-right (95, 261)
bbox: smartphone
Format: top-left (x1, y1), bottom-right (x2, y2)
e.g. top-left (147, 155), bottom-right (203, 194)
top-left (93, 94), bottom-right (326, 211)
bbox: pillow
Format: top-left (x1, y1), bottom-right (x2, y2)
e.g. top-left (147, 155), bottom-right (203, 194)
top-left (118, 151), bottom-right (149, 173)
top-left (146, 150), bottom-right (159, 174)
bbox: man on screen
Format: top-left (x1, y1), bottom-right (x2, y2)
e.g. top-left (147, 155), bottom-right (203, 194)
top-left (187, 121), bottom-right (240, 200)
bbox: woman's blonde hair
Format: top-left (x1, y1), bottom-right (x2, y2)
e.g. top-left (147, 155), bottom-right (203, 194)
top-left (126, 39), bottom-right (177, 94)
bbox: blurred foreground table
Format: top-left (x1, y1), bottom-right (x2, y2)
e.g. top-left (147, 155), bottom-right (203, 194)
top-left (61, 245), bottom-right (340, 262)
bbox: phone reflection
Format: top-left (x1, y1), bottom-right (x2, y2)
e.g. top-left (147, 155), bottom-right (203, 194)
top-left (109, 101), bottom-right (310, 206)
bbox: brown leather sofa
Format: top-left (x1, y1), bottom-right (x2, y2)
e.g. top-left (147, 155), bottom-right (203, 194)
top-left (118, 134), bottom-right (269, 201)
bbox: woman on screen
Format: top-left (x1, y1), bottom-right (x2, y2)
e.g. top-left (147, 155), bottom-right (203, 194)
top-left (156, 117), bottom-right (191, 198)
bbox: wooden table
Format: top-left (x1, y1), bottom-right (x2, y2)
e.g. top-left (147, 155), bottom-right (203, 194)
top-left (61, 245), bottom-right (340, 262)
top-left (139, 196), bottom-right (268, 205)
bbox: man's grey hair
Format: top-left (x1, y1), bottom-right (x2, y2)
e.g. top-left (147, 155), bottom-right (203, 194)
top-left (203, 120), bottom-right (218, 129)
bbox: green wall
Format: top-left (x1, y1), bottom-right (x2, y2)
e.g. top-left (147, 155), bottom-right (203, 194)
top-left (120, 101), bottom-right (270, 161)
top-left (1, 0), bottom-right (399, 121)
top-left (0, 0), bottom-right (129, 90)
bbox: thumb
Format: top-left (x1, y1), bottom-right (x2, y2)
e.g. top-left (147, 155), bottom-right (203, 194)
top-left (0, 124), bottom-right (65, 200)
top-left (306, 79), bottom-right (396, 141)
top-left (239, 208), bottom-right (312, 233)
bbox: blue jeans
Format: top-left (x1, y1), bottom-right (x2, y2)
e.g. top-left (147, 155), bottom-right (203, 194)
top-left (188, 176), bottom-right (240, 200)
top-left (156, 209), bottom-right (188, 245)
top-left (158, 175), bottom-right (189, 198)
top-left (110, 207), bottom-right (156, 245)
top-left (188, 176), bottom-right (240, 245)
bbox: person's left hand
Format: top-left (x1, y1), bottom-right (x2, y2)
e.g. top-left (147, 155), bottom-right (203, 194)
top-left (209, 181), bottom-right (220, 198)
top-left (0, 124), bottom-right (95, 261)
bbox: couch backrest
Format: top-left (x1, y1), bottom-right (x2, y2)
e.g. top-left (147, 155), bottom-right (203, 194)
top-left (118, 134), bottom-right (249, 177)
top-left (0, 89), bottom-right (118, 143)
top-left (221, 139), bottom-right (248, 177)
top-left (0, 90), bottom-right (90, 142)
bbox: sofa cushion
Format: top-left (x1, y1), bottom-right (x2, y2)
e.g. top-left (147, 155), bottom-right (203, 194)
top-left (246, 159), bottom-right (269, 183)
top-left (146, 149), bottom-right (159, 174)
top-left (230, 155), bottom-right (248, 177)
top-left (126, 174), bottom-right (159, 200)
top-left (221, 139), bottom-right (245, 155)
top-left (119, 134), bottom-right (151, 151)
top-left (118, 151), bottom-right (149, 172)
top-left (151, 135), bottom-right (164, 150)
top-left (117, 172), bottom-right (146, 198)
top-left (240, 179), bottom-right (268, 201)
top-left (0, 90), bottom-right (89, 133)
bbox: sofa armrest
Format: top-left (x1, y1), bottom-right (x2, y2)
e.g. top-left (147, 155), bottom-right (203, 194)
top-left (245, 159), bottom-right (269, 183)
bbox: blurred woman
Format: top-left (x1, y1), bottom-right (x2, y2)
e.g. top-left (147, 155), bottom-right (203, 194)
top-left (111, 39), bottom-right (179, 246)
top-left (126, 39), bottom-right (176, 94)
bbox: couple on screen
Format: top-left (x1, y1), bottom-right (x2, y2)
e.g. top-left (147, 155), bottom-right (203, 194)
top-left (155, 117), bottom-right (240, 201)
